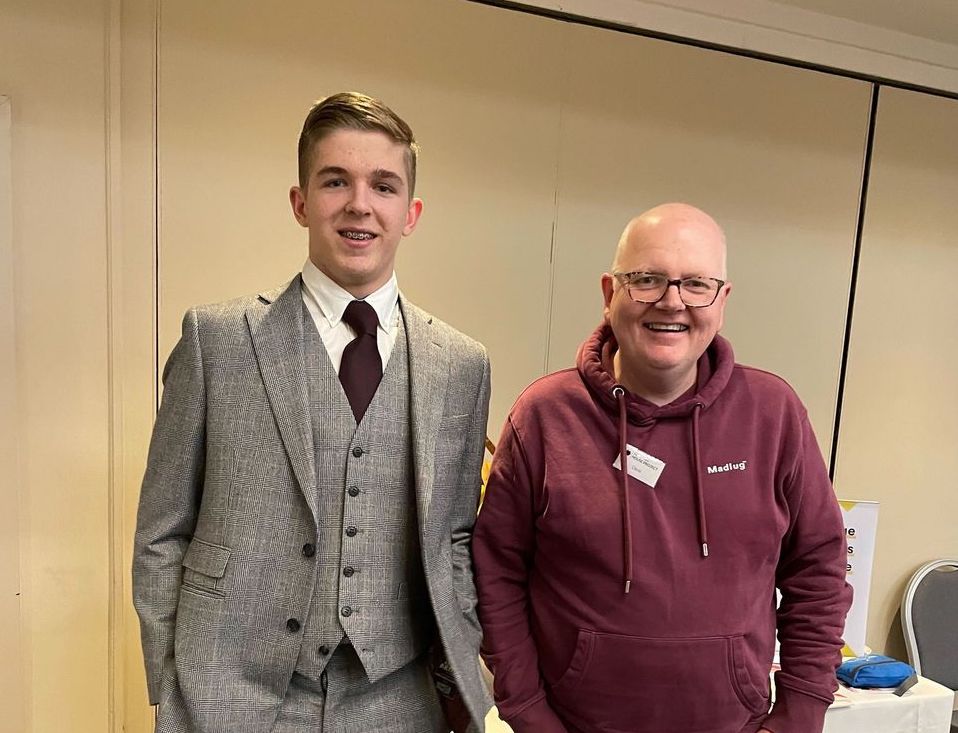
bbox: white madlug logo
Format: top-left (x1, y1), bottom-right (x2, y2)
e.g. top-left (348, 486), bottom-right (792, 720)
top-left (706, 460), bottom-right (747, 474)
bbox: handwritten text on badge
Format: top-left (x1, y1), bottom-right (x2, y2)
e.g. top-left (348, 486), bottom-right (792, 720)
top-left (613, 444), bottom-right (666, 488)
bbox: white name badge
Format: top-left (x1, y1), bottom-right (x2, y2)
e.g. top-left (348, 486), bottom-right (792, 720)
top-left (613, 444), bottom-right (666, 488)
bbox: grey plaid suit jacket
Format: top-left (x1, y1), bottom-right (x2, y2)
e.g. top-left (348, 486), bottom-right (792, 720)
top-left (132, 276), bottom-right (493, 732)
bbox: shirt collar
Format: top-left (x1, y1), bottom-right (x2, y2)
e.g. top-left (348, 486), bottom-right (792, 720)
top-left (301, 258), bottom-right (399, 330)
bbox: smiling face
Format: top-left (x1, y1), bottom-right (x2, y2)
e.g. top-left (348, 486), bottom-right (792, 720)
top-left (601, 204), bottom-right (731, 401)
top-left (289, 128), bottom-right (423, 298)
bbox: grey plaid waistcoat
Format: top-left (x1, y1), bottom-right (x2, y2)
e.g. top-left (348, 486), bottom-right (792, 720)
top-left (295, 309), bottom-right (434, 683)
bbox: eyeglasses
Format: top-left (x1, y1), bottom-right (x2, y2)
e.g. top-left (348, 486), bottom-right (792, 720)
top-left (613, 271), bottom-right (726, 308)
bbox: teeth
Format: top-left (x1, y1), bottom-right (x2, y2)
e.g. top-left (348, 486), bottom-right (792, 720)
top-left (342, 231), bottom-right (374, 240)
top-left (647, 323), bottom-right (687, 332)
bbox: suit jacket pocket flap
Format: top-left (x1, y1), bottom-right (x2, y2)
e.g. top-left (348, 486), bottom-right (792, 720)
top-left (182, 538), bottom-right (231, 578)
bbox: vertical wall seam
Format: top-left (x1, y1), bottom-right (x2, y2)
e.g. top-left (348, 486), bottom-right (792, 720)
top-left (1, 92), bottom-right (29, 733)
top-left (105, 0), bottom-right (123, 729)
top-left (829, 82), bottom-right (880, 482)
top-left (154, 0), bottom-right (161, 413)
top-left (542, 25), bottom-right (568, 375)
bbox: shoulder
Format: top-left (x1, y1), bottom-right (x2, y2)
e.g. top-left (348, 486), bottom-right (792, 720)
top-left (517, 368), bottom-right (581, 401)
top-left (509, 368), bottom-right (585, 420)
top-left (186, 279), bottom-right (298, 332)
top-left (401, 298), bottom-right (488, 363)
top-left (725, 363), bottom-right (811, 434)
top-left (732, 363), bottom-right (804, 403)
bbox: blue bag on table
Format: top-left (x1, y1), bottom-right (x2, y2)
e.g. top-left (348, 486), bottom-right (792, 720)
top-left (837, 654), bottom-right (916, 689)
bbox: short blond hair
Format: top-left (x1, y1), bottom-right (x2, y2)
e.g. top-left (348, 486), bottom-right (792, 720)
top-left (297, 91), bottom-right (419, 194)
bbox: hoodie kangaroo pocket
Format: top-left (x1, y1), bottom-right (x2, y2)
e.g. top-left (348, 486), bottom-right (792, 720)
top-left (548, 630), bottom-right (768, 733)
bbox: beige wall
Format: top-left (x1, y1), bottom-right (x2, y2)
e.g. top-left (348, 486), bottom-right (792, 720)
top-left (833, 86), bottom-right (958, 660)
top-left (156, 0), bottom-right (869, 449)
top-left (116, 1), bottom-right (159, 730)
top-left (0, 94), bottom-right (26, 733)
top-left (0, 1), bottom-right (112, 731)
top-left (547, 21), bottom-right (869, 458)
top-left (156, 0), bottom-right (565, 434)
top-left (2, 1), bottom-right (957, 731)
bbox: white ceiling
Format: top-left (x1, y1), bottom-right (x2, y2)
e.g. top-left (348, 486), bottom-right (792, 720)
top-left (772, 0), bottom-right (958, 47)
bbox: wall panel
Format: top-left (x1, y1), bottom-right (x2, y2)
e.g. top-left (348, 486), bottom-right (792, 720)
top-left (0, 1), bottom-right (111, 731)
top-left (118, 1), bottom-right (160, 731)
top-left (0, 94), bottom-right (26, 733)
top-left (834, 87), bottom-right (958, 657)
top-left (548, 22), bottom-right (872, 456)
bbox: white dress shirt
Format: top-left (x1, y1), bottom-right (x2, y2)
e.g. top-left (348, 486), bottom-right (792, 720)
top-left (300, 259), bottom-right (401, 374)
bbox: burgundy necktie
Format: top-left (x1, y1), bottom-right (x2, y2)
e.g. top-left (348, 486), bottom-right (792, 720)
top-left (339, 300), bottom-right (383, 422)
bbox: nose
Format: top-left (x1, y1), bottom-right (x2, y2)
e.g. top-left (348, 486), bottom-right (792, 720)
top-left (655, 281), bottom-right (686, 310)
top-left (344, 184), bottom-right (372, 215)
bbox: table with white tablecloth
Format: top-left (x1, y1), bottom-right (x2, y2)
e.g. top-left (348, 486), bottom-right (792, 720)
top-left (824, 676), bottom-right (955, 733)
top-left (484, 675), bottom-right (956, 733)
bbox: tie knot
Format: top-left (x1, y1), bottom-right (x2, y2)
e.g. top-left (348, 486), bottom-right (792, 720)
top-left (342, 299), bottom-right (379, 337)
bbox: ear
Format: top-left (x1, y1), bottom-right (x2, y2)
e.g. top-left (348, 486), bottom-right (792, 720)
top-left (601, 273), bottom-right (615, 321)
top-left (402, 197), bottom-right (424, 236)
top-left (289, 185), bottom-right (308, 227)
top-left (715, 280), bottom-right (732, 330)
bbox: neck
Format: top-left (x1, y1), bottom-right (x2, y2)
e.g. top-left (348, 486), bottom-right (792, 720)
top-left (308, 259), bottom-right (390, 300)
top-left (613, 351), bottom-right (696, 406)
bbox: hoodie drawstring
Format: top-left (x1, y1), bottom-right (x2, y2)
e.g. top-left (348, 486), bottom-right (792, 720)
top-left (613, 386), bottom-right (633, 594)
top-left (690, 403), bottom-right (709, 558)
top-left (614, 390), bottom-right (711, 588)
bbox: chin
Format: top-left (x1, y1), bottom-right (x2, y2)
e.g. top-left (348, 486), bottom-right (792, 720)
top-left (640, 346), bottom-right (687, 368)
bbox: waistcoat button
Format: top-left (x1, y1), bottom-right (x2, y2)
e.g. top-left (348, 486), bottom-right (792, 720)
top-left (318, 644), bottom-right (330, 655)
top-left (345, 526), bottom-right (358, 537)
top-left (352, 446), bottom-right (364, 458)
top-left (343, 566), bottom-right (355, 577)
top-left (340, 606), bottom-right (352, 618)
top-left (348, 486), bottom-right (360, 497)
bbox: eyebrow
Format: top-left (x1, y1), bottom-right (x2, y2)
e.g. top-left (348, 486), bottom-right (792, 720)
top-left (315, 166), bottom-right (348, 178)
top-left (371, 168), bottom-right (404, 185)
top-left (622, 270), bottom-right (715, 279)
top-left (314, 166), bottom-right (404, 185)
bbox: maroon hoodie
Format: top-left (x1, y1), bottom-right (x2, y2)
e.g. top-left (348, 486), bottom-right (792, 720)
top-left (473, 324), bottom-right (851, 733)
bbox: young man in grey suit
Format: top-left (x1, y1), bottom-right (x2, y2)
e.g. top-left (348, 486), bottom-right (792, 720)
top-left (133, 92), bottom-right (492, 733)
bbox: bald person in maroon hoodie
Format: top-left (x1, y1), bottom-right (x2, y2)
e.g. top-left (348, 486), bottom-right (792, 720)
top-left (473, 203), bottom-right (852, 733)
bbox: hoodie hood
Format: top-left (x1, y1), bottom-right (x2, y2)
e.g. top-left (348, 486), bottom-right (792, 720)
top-left (576, 320), bottom-right (735, 422)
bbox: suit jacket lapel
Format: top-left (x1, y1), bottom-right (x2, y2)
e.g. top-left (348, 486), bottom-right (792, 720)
top-left (402, 297), bottom-right (449, 535)
top-left (246, 275), bottom-right (317, 520)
